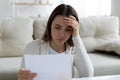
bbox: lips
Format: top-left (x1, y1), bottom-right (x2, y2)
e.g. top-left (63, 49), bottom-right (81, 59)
top-left (57, 39), bottom-right (65, 41)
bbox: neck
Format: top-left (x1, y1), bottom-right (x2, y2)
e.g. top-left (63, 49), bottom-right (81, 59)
top-left (49, 41), bottom-right (66, 53)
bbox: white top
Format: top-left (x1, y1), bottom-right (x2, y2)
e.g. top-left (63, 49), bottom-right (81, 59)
top-left (48, 46), bottom-right (66, 54)
top-left (21, 34), bottom-right (94, 78)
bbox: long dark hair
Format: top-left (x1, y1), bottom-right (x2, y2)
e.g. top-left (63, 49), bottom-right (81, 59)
top-left (42, 4), bottom-right (79, 46)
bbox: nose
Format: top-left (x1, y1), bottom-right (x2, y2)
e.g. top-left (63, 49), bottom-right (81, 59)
top-left (59, 31), bottom-right (65, 37)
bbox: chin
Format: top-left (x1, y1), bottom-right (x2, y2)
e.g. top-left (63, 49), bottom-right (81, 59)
top-left (57, 42), bottom-right (65, 45)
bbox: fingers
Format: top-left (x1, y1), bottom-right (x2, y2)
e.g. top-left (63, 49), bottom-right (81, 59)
top-left (64, 16), bottom-right (78, 26)
top-left (68, 15), bottom-right (77, 20)
top-left (18, 68), bottom-right (37, 80)
top-left (64, 16), bottom-right (80, 36)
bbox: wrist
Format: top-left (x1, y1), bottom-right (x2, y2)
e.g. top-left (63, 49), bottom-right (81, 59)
top-left (72, 32), bottom-right (79, 36)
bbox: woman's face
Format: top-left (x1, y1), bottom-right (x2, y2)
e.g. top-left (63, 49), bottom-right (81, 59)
top-left (51, 15), bottom-right (73, 46)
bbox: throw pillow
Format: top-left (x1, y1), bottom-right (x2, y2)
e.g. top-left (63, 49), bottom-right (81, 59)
top-left (96, 40), bottom-right (120, 55)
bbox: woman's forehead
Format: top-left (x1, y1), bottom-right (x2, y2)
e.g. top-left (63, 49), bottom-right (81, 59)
top-left (52, 15), bottom-right (65, 24)
top-left (53, 15), bottom-right (64, 21)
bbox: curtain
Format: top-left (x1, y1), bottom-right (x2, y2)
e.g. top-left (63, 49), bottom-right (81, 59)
top-left (63, 0), bottom-right (111, 17)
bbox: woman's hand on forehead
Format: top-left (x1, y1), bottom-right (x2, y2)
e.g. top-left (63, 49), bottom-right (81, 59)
top-left (64, 16), bottom-right (80, 36)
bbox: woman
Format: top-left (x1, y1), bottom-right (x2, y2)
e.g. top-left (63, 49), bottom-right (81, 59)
top-left (18, 4), bottom-right (94, 80)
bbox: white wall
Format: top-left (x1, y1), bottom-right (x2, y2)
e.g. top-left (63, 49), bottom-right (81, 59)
top-left (1, 0), bottom-right (120, 18)
top-left (0, 0), bottom-right (82, 18)
top-left (111, 0), bottom-right (120, 32)
top-left (0, 0), bottom-right (12, 17)
top-left (14, 5), bottom-right (56, 17)
top-left (111, 0), bottom-right (120, 17)
top-left (0, 0), bottom-right (55, 17)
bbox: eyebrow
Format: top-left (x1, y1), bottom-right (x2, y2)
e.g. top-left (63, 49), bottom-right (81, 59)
top-left (55, 24), bottom-right (62, 27)
top-left (55, 24), bottom-right (72, 29)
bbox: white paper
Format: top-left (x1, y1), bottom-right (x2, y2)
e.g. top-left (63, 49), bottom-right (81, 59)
top-left (24, 54), bottom-right (72, 80)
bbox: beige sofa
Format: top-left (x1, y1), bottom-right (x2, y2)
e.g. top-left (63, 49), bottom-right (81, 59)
top-left (0, 16), bottom-right (120, 80)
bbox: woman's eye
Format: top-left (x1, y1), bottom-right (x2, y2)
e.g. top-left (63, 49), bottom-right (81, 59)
top-left (55, 27), bottom-right (61, 30)
top-left (66, 28), bottom-right (73, 32)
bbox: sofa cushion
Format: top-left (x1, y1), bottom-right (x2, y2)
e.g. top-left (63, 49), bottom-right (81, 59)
top-left (79, 16), bottom-right (119, 52)
top-left (0, 17), bottom-right (33, 57)
top-left (89, 53), bottom-right (120, 76)
top-left (96, 39), bottom-right (120, 55)
top-left (33, 18), bottom-right (47, 39)
top-left (0, 57), bottom-right (22, 80)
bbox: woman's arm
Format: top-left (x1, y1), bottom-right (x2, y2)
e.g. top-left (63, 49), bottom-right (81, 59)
top-left (18, 40), bottom-right (39, 80)
top-left (72, 34), bottom-right (94, 77)
top-left (21, 40), bottom-right (40, 67)
top-left (64, 15), bottom-right (94, 77)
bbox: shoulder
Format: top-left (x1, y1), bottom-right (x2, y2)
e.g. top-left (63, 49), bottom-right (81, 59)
top-left (26, 39), bottom-right (46, 47)
top-left (25, 39), bottom-right (47, 52)
top-left (24, 39), bottom-right (48, 55)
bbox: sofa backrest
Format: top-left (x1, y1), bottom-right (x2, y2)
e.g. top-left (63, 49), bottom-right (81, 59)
top-left (33, 16), bottom-right (120, 52)
top-left (0, 16), bottom-right (119, 57)
top-left (33, 18), bottom-right (47, 39)
top-left (0, 17), bottom-right (33, 57)
top-left (79, 16), bottom-right (119, 52)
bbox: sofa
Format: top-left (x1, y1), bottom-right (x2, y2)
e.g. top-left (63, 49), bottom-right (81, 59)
top-left (0, 16), bottom-right (120, 80)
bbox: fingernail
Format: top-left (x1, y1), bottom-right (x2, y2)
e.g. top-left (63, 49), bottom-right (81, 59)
top-left (21, 68), bottom-right (25, 71)
top-left (64, 17), bottom-right (67, 19)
